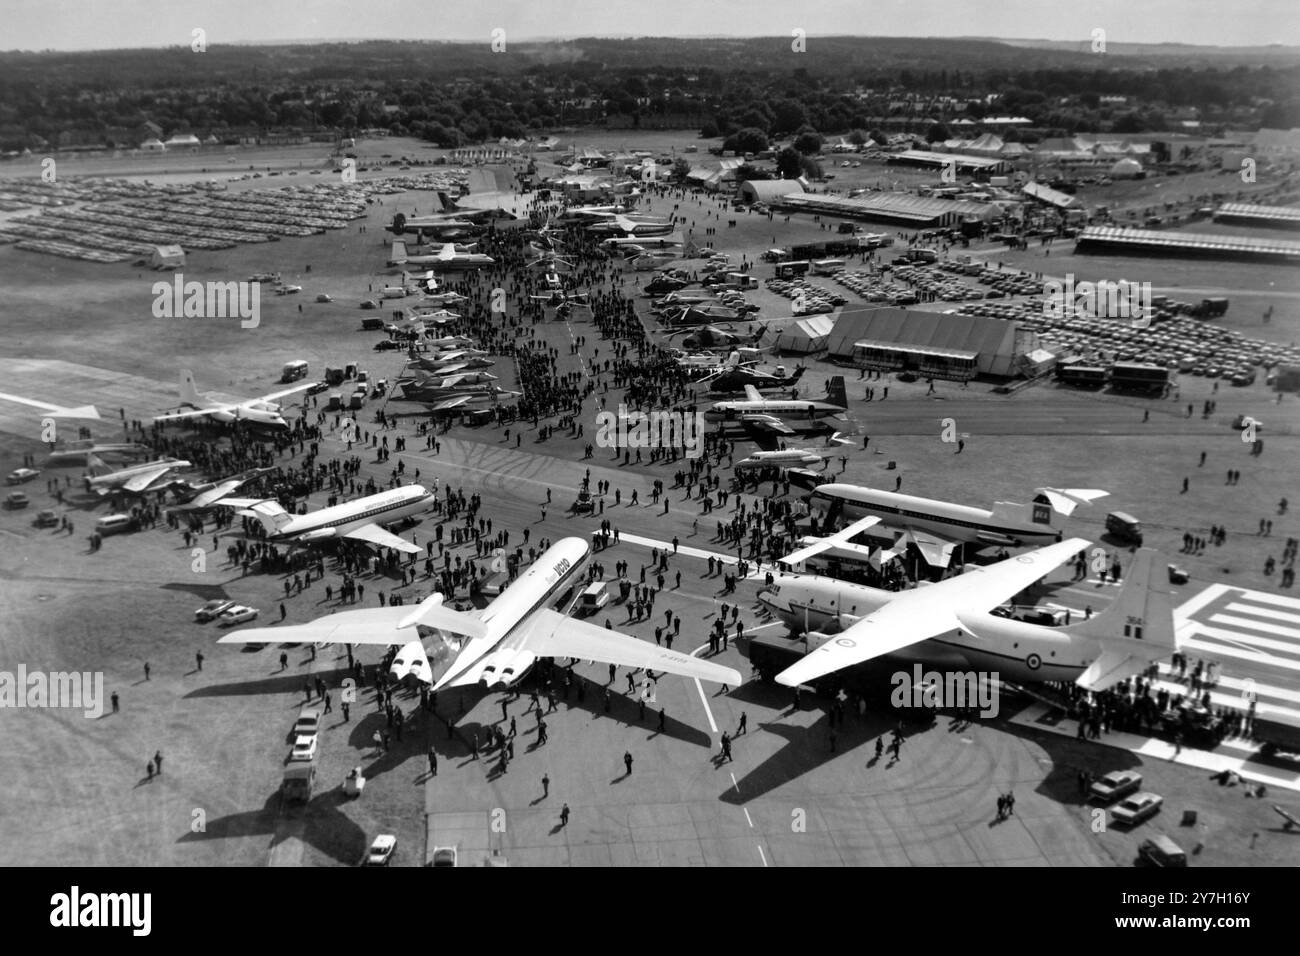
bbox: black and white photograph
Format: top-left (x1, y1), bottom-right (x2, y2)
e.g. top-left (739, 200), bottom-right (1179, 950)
top-left (0, 0), bottom-right (1296, 912)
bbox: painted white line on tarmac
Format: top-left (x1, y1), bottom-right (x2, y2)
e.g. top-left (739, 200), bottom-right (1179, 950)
top-left (689, 640), bottom-right (720, 734)
top-left (757, 845), bottom-right (768, 867)
top-left (743, 807), bottom-right (754, 828)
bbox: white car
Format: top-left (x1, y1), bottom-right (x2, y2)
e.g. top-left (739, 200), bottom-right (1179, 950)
top-left (195, 599), bottom-right (236, 622)
top-left (6, 467), bottom-right (40, 485)
top-left (1112, 791), bottom-right (1163, 826)
top-left (1089, 770), bottom-right (1142, 803)
top-left (218, 605), bottom-right (259, 626)
top-left (364, 834), bottom-right (397, 866)
top-left (289, 734), bottom-right (318, 762)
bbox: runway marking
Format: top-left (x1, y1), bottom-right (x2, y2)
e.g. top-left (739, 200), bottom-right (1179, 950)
top-left (1188, 624), bottom-right (1300, 661)
top-left (731, 772), bottom-right (741, 795)
top-left (689, 641), bottom-right (720, 734)
top-left (757, 845), bottom-right (768, 866)
top-left (1181, 629), bottom-right (1300, 672)
top-left (1225, 602), bottom-right (1300, 627)
top-left (742, 807), bottom-right (753, 827)
top-left (1210, 613), bottom-right (1300, 641)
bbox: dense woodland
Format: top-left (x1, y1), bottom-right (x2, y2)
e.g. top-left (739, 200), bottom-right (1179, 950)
top-left (1, 37), bottom-right (1297, 152)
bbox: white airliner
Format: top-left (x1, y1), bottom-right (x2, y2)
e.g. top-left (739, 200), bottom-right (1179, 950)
top-left (734, 448), bottom-right (830, 471)
top-left (222, 484), bottom-right (435, 554)
top-left (389, 241), bottom-right (494, 272)
top-left (154, 371), bottom-right (312, 430)
top-left (760, 543), bottom-right (1177, 692)
top-left (219, 536), bottom-right (742, 693)
top-left (84, 455), bottom-right (192, 496)
top-left (705, 377), bottom-right (849, 436)
top-left (807, 483), bottom-right (1108, 567)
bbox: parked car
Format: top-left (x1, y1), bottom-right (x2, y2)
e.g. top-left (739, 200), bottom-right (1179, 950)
top-left (6, 467), bottom-right (40, 485)
top-left (1112, 791), bottom-right (1163, 826)
top-left (293, 705), bottom-right (323, 737)
top-left (5, 491), bottom-right (30, 509)
top-left (429, 846), bottom-right (457, 868)
top-left (218, 605), bottom-right (259, 626)
top-left (1090, 770), bottom-right (1143, 802)
top-left (315, 293), bottom-right (333, 303)
top-left (289, 734), bottom-right (318, 762)
top-left (364, 834), bottom-right (397, 866)
top-left (1138, 835), bottom-right (1188, 867)
top-left (34, 509), bottom-right (59, 528)
top-left (195, 599), bottom-right (236, 622)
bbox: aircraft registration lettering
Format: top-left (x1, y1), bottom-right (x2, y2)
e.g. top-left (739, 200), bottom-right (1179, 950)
top-left (554, 558), bottom-right (571, 577)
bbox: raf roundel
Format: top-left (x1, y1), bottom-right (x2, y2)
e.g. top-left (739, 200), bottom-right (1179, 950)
top-left (1026, 653), bottom-right (1042, 670)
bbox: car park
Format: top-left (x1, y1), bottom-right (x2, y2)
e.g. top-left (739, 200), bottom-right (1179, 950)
top-left (1112, 791), bottom-right (1163, 826)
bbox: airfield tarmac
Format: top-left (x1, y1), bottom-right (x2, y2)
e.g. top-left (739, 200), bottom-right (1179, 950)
top-left (1, 144), bottom-right (1298, 866)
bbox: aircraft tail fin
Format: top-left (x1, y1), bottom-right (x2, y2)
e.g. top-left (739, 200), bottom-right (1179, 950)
top-left (85, 453), bottom-right (112, 476)
top-left (179, 369), bottom-right (203, 407)
top-left (436, 191), bottom-right (458, 213)
top-left (390, 241), bottom-right (408, 264)
top-left (790, 366), bottom-right (807, 384)
top-left (824, 375), bottom-right (847, 410)
top-left (1065, 548), bottom-right (1178, 691)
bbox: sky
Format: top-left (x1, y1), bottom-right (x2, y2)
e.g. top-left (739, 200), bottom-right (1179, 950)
top-left (3, 0), bottom-right (1299, 51)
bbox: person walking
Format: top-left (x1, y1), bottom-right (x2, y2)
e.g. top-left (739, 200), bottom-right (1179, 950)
top-left (560, 803), bottom-right (570, 827)
top-left (428, 747), bottom-right (438, 777)
top-left (623, 751), bottom-right (633, 776)
top-left (542, 773), bottom-right (550, 798)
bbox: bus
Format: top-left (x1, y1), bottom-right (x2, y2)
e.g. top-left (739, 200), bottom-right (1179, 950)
top-left (280, 360), bottom-right (310, 383)
top-left (1109, 362), bottom-right (1169, 395)
top-left (812, 258), bottom-right (847, 276)
top-left (1056, 362), bottom-right (1109, 389)
top-left (774, 260), bottom-right (811, 279)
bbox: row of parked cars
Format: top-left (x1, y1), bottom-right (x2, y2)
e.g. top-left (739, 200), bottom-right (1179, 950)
top-left (1089, 770), bottom-right (1186, 866)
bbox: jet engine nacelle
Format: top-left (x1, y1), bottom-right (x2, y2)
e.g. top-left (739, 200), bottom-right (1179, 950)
top-left (479, 649), bottom-right (537, 687)
top-left (391, 639), bottom-right (433, 683)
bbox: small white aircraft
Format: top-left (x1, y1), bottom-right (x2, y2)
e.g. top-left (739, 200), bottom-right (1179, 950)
top-left (220, 536), bottom-right (741, 694)
top-left (84, 455), bottom-right (192, 496)
top-left (735, 447), bottom-right (834, 472)
top-left (154, 371), bottom-right (312, 430)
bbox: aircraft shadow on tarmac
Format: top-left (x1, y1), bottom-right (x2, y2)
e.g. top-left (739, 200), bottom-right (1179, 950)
top-left (160, 581), bottom-right (232, 601)
top-left (184, 666), bottom-right (355, 700)
top-left (176, 788), bottom-right (367, 866)
top-left (716, 680), bottom-right (1153, 812)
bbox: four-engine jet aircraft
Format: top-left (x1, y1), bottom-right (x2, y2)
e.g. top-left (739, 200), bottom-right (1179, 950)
top-left (220, 536), bottom-right (742, 693)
